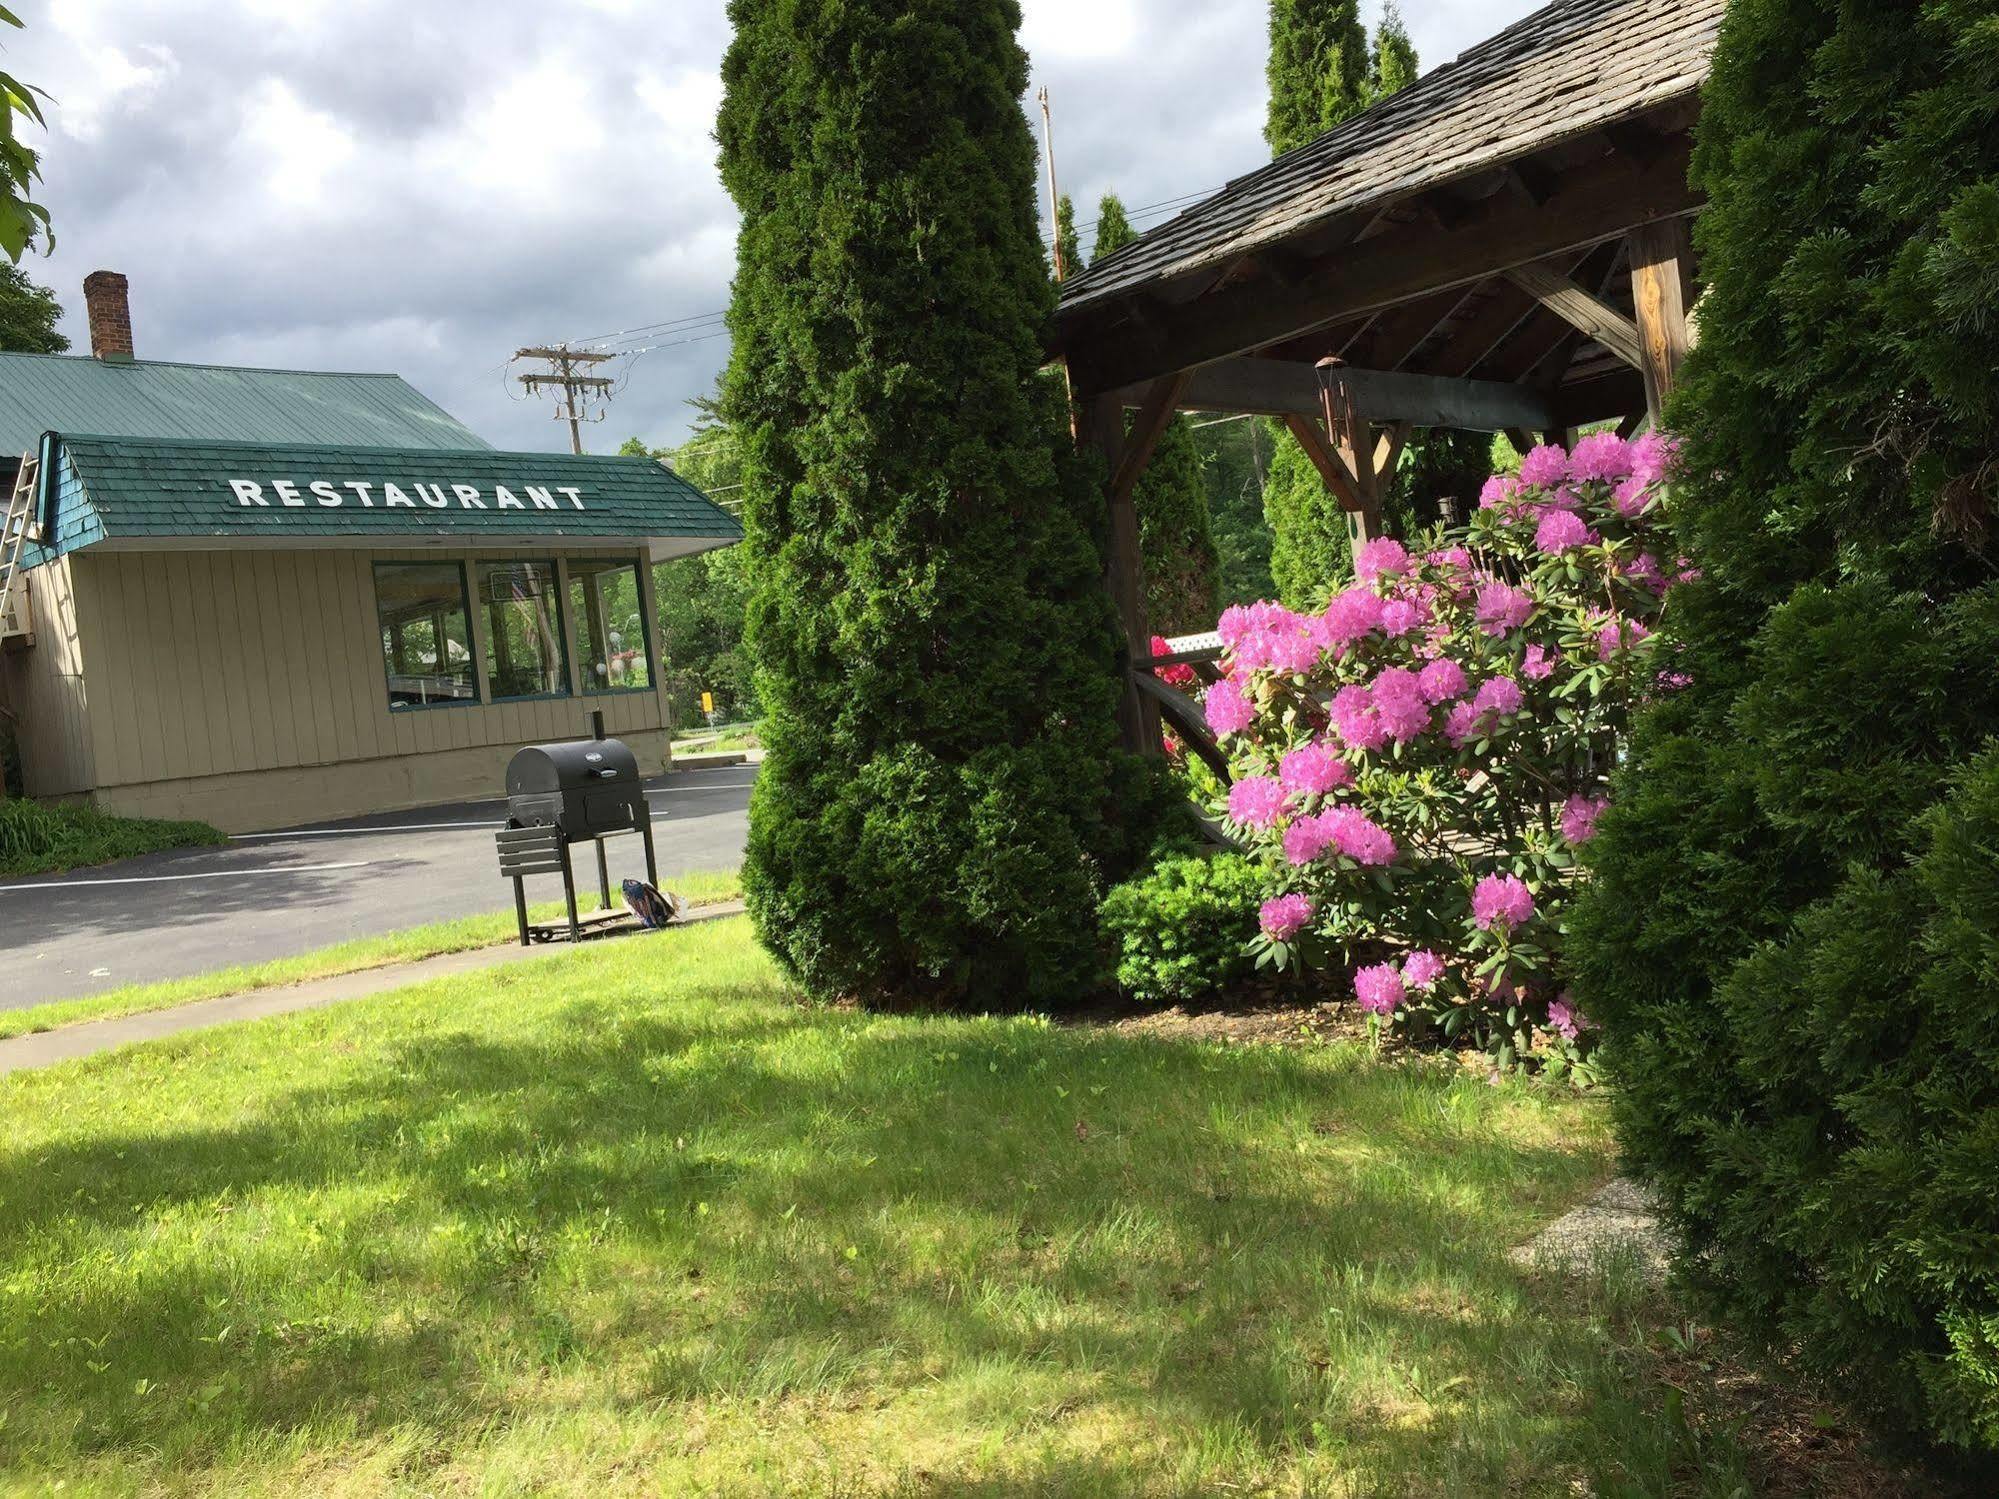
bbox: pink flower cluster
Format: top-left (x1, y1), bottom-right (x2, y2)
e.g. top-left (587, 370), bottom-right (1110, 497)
top-left (1149, 635), bottom-right (1198, 689)
top-left (1260, 893), bottom-right (1315, 941)
top-left (1596, 617), bottom-right (1653, 660)
top-left (1560, 793), bottom-right (1609, 846)
top-left (1613, 431), bottom-right (1679, 516)
top-left (1280, 741), bottom-right (1352, 797)
top-left (1354, 962), bottom-right (1404, 1016)
top-left (1219, 601), bottom-right (1320, 675)
top-left (1354, 538), bottom-right (1410, 584)
top-left (1227, 775), bottom-right (1288, 829)
top-left (1205, 676), bottom-right (1255, 737)
top-left (1444, 675), bottom-right (1525, 747)
top-left (1475, 582), bottom-right (1533, 637)
top-left (1472, 874), bottom-right (1535, 931)
top-left (1316, 586), bottom-right (1387, 653)
top-left (1547, 995), bottom-right (1587, 1041)
top-left (1284, 806), bottom-right (1396, 867)
top-left (1403, 950), bottom-right (1446, 991)
top-left (1534, 508), bottom-right (1594, 554)
top-left (1418, 657), bottom-right (1467, 703)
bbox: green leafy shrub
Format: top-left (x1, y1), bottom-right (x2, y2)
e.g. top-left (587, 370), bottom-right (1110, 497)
top-left (1100, 850), bottom-right (1262, 1004)
top-left (717, 0), bottom-right (1158, 1009)
top-left (0, 799), bottom-right (224, 877)
top-left (1569, 0), bottom-right (1999, 1459)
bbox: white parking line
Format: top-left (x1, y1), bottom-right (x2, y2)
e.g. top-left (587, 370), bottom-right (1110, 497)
top-left (0, 860), bottom-right (373, 891)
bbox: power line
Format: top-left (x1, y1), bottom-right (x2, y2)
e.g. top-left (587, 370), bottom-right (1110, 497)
top-left (550, 173), bottom-right (1231, 352)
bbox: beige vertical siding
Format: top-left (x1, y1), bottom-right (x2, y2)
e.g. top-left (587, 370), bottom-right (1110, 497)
top-left (1, 555), bottom-right (96, 795)
top-left (60, 545), bottom-right (675, 831)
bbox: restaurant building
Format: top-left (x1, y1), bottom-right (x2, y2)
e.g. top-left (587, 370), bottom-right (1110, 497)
top-left (0, 273), bottom-right (740, 833)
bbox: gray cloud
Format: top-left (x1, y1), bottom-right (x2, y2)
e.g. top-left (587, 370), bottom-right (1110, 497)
top-left (11, 0), bottom-right (1538, 454)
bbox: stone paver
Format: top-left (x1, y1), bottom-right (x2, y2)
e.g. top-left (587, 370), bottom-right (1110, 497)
top-left (1510, 1177), bottom-right (1672, 1284)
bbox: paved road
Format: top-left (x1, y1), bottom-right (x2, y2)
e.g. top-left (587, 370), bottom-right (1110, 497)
top-left (0, 762), bottom-right (754, 1011)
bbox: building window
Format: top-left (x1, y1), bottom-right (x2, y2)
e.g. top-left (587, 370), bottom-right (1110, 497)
top-left (568, 557), bottom-right (652, 695)
top-left (478, 560), bottom-right (569, 700)
top-left (375, 562), bottom-right (476, 710)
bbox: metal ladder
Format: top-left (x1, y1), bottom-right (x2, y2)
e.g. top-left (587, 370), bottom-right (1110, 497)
top-left (0, 450), bottom-right (39, 644)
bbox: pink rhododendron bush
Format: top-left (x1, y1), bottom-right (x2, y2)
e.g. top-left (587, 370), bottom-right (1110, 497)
top-left (1204, 432), bottom-right (1684, 1076)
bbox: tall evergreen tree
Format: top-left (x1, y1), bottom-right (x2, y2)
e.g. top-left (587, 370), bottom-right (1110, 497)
top-left (1261, 0), bottom-right (1373, 607)
top-left (1091, 194), bottom-right (1134, 258)
top-left (1094, 194), bottom-right (1219, 633)
top-left (0, 263), bottom-right (66, 353)
top-left (1363, 7), bottom-right (1492, 532)
top-left (1264, 0), bottom-right (1369, 156)
top-left (1572, 0), bottom-right (1999, 1458)
top-left (718, 0), bottom-right (1154, 1010)
top-left (1368, 1), bottom-right (1418, 100)
top-left (1052, 192), bottom-right (1081, 282)
top-left (1262, 0), bottom-right (1488, 606)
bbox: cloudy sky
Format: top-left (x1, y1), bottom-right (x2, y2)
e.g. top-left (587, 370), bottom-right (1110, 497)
top-left (12, 0), bottom-right (1540, 453)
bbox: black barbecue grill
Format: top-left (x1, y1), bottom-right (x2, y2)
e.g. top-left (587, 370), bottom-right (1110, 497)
top-left (497, 719), bottom-right (658, 944)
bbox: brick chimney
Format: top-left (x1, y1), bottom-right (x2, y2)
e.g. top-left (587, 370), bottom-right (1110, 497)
top-left (82, 271), bottom-right (134, 361)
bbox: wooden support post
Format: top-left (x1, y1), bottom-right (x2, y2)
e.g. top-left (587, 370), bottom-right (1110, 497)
top-left (1318, 359), bottom-right (1380, 543)
top-left (1280, 414), bottom-right (1366, 512)
top-left (1626, 217), bottom-right (1695, 427)
top-left (1079, 386), bottom-right (1159, 756)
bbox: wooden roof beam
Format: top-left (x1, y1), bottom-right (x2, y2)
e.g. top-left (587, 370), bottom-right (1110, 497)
top-left (1502, 261), bottom-right (1644, 370)
top-left (1059, 134), bottom-right (1697, 397)
top-left (1109, 357), bottom-right (1557, 432)
top-left (1518, 241), bottom-right (1630, 393)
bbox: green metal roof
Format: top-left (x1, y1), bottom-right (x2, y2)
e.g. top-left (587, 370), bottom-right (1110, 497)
top-left (0, 352), bottom-right (489, 456)
top-left (42, 434), bottom-right (740, 561)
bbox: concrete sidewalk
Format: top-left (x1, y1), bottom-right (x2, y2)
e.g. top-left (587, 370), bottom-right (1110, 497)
top-left (0, 902), bottom-right (747, 1078)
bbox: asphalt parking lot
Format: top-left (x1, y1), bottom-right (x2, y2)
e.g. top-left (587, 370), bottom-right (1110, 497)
top-left (0, 761), bottom-right (755, 1011)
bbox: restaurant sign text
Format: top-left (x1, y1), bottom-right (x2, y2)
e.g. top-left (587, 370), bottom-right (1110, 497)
top-left (228, 478), bottom-right (588, 512)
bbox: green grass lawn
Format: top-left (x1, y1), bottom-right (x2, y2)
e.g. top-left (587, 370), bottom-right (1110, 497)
top-left (0, 917), bottom-right (1754, 1496)
top-left (0, 797), bottom-right (224, 878)
top-left (0, 869), bottom-right (743, 1042)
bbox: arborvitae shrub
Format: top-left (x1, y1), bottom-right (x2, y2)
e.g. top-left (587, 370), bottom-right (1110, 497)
top-left (1570, 0), bottom-right (1999, 1458)
top-left (717, 0), bottom-right (1156, 1010)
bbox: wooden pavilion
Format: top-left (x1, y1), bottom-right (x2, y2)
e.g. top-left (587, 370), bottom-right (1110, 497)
top-left (1049, 0), bottom-right (1725, 758)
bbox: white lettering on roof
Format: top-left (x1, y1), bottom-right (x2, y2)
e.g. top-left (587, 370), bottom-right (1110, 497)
top-left (221, 476), bottom-right (590, 514)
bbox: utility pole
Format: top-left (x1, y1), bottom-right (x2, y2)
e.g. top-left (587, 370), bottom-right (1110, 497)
top-left (515, 345), bottom-right (616, 454)
top-left (1037, 85), bottom-right (1066, 284)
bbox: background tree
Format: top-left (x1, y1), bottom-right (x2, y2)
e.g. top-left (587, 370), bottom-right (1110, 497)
top-left (1571, 0), bottom-right (1999, 1460)
top-left (1197, 416), bottom-right (1275, 608)
top-left (1051, 192), bottom-right (1080, 283)
top-left (718, 0), bottom-right (1159, 1010)
top-left (622, 404), bottom-right (755, 728)
top-left (1264, 0), bottom-right (1368, 157)
top-left (0, 6), bottom-right (51, 260)
top-left (0, 261), bottom-right (65, 352)
top-left (1262, 0), bottom-right (1490, 606)
top-left (1090, 193), bottom-right (1133, 258)
top-left (1260, 0), bottom-right (1387, 608)
top-left (1092, 193), bottom-right (1219, 633)
top-left (1367, 1), bottom-right (1418, 101)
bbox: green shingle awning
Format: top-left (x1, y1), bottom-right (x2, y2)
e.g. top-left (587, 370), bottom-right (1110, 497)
top-left (39, 434), bottom-right (741, 562)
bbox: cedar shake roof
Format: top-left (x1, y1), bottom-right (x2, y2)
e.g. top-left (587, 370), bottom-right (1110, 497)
top-left (1058, 0), bottom-right (1725, 317)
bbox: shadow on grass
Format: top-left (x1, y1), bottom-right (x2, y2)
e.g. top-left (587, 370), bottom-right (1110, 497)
top-left (0, 951), bottom-right (1636, 1490)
